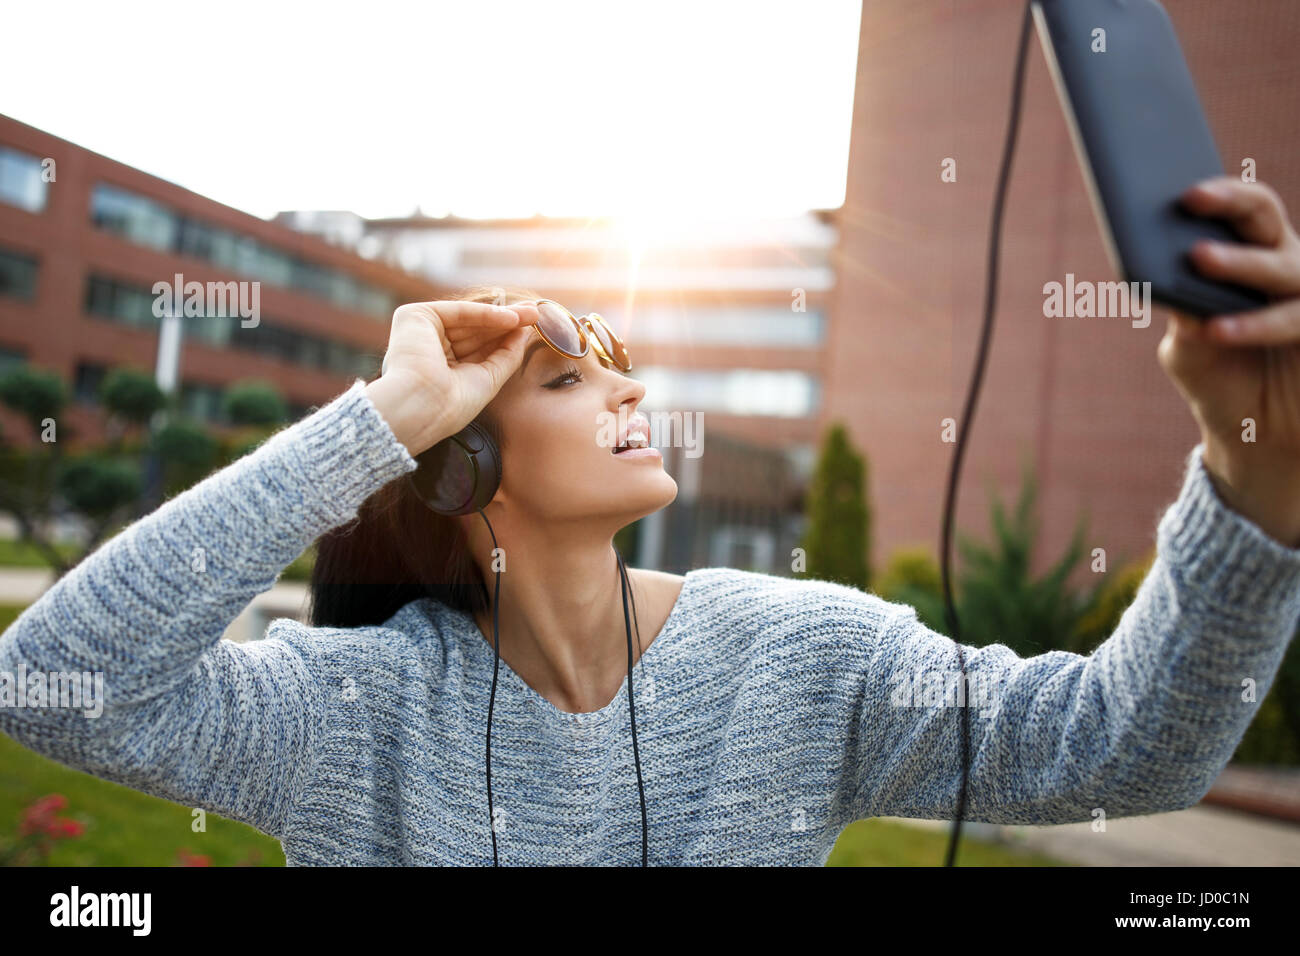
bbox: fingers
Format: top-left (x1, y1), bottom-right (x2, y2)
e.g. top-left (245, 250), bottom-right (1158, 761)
top-left (464, 325), bottom-right (534, 397)
top-left (392, 299), bottom-right (525, 335)
top-left (1180, 177), bottom-right (1292, 248)
top-left (444, 301), bottom-right (539, 341)
top-left (1186, 239), bottom-right (1299, 298)
top-left (1158, 309), bottom-right (1218, 382)
top-left (449, 319), bottom-right (540, 362)
top-left (1202, 297), bottom-right (1300, 347)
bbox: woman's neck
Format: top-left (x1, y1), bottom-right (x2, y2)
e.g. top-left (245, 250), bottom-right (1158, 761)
top-left (468, 519), bottom-right (646, 714)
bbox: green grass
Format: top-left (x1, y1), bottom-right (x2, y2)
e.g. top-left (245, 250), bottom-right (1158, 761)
top-left (0, 604), bottom-right (24, 631)
top-left (827, 818), bottom-right (1068, 866)
top-left (0, 538), bottom-right (81, 568)
top-left (0, 733), bottom-right (284, 866)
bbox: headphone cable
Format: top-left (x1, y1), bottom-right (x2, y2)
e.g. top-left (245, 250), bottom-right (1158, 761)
top-left (941, 0), bottom-right (1033, 868)
top-left (479, 507), bottom-right (503, 866)
top-left (477, 507), bottom-right (649, 865)
top-left (617, 548), bottom-right (650, 866)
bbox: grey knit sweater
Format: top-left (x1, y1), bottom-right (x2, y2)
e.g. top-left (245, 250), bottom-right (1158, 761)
top-left (3, 378), bottom-right (1299, 865)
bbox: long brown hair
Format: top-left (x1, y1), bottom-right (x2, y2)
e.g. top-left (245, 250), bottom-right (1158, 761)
top-left (306, 284), bottom-right (543, 628)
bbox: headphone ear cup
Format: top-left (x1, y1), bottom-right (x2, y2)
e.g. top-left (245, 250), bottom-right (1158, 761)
top-left (409, 422), bottom-right (501, 515)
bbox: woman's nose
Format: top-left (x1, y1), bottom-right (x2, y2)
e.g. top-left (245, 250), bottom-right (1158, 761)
top-left (611, 373), bottom-right (646, 412)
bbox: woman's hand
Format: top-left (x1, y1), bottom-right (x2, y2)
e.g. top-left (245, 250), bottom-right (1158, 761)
top-left (366, 299), bottom-right (539, 457)
top-left (1158, 175), bottom-right (1300, 546)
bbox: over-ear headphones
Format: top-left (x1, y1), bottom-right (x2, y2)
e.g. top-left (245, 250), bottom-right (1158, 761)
top-left (408, 422), bottom-right (502, 516)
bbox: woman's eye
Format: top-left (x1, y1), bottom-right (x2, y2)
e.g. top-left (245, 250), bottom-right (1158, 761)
top-left (544, 367), bottom-right (584, 389)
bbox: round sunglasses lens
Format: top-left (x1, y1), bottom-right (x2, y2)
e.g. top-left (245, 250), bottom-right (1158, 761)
top-left (536, 301), bottom-right (584, 355)
top-left (590, 315), bottom-right (629, 368)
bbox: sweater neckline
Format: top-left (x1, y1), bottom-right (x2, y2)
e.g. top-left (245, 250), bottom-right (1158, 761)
top-left (452, 568), bottom-right (701, 724)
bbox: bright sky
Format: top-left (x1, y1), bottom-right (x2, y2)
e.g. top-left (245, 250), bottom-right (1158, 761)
top-left (1, 0), bottom-right (863, 224)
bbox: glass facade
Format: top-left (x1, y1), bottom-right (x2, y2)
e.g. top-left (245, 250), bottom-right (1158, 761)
top-left (0, 247), bottom-right (39, 300)
top-left (0, 146), bottom-right (48, 213)
top-left (634, 366), bottom-right (819, 418)
top-left (89, 184), bottom-right (396, 317)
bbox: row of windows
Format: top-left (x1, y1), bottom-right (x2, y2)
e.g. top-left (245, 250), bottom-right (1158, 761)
top-left (0, 147), bottom-right (48, 213)
top-left (0, 140), bottom-right (398, 319)
top-left (84, 275), bottom-right (379, 378)
top-left (89, 182), bottom-right (397, 317)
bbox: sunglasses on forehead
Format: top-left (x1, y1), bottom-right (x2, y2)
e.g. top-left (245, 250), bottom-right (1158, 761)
top-left (530, 299), bottom-right (632, 373)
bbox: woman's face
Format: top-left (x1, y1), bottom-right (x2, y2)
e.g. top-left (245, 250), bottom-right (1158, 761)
top-left (480, 315), bottom-right (678, 526)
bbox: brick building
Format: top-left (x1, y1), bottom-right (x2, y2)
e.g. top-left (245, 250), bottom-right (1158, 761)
top-left (826, 0), bottom-right (1300, 582)
top-left (0, 113), bottom-right (445, 447)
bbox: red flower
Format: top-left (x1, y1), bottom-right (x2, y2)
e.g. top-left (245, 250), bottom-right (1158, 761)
top-left (175, 848), bottom-right (211, 867)
top-left (17, 794), bottom-right (81, 842)
top-left (51, 819), bottom-right (84, 838)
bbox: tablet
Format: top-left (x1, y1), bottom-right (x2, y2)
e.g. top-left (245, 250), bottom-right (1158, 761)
top-left (1032, 0), bottom-right (1270, 317)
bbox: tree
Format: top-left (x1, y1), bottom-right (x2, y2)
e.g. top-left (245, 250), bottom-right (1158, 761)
top-left (875, 545), bottom-right (949, 632)
top-left (223, 380), bottom-right (287, 427)
top-left (0, 364), bottom-right (283, 580)
top-left (950, 457), bottom-right (1099, 657)
top-left (799, 422), bottom-right (872, 591)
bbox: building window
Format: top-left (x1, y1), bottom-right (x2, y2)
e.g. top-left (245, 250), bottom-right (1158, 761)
top-left (89, 183), bottom-right (396, 317)
top-left (605, 305), bottom-right (823, 348)
top-left (708, 526), bottom-right (777, 572)
top-left (634, 366), bottom-right (820, 418)
top-left (84, 275), bottom-right (160, 330)
top-left (0, 345), bottom-right (27, 375)
top-left (0, 147), bottom-right (48, 213)
top-left (90, 184), bottom-right (178, 250)
top-left (179, 382), bottom-right (227, 423)
top-left (0, 247), bottom-right (38, 301)
top-left (74, 362), bottom-right (108, 404)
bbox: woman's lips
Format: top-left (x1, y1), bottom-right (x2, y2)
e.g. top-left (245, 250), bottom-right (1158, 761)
top-left (612, 446), bottom-right (662, 461)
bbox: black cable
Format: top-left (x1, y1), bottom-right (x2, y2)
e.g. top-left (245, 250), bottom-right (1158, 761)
top-left (479, 506), bottom-right (502, 866)
top-left (477, 508), bottom-right (648, 866)
top-left (940, 0), bottom-right (1033, 868)
top-left (616, 548), bottom-right (649, 865)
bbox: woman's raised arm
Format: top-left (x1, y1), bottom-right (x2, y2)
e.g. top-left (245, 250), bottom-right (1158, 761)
top-left (0, 299), bottom-right (538, 838)
top-left (849, 442), bottom-right (1300, 825)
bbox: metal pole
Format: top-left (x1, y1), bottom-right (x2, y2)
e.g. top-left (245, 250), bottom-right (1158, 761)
top-left (139, 308), bottom-right (182, 515)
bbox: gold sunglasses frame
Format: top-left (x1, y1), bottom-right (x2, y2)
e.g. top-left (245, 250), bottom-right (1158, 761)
top-left (531, 298), bottom-right (632, 373)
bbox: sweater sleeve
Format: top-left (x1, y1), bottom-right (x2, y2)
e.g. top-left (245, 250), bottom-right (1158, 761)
top-left (0, 378), bottom-right (418, 839)
top-left (851, 443), bottom-right (1300, 826)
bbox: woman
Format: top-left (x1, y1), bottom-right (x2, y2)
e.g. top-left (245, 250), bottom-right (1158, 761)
top-left (3, 176), bottom-right (1300, 866)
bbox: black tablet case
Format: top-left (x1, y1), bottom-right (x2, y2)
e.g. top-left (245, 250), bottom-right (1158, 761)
top-left (1032, 0), bottom-right (1270, 316)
